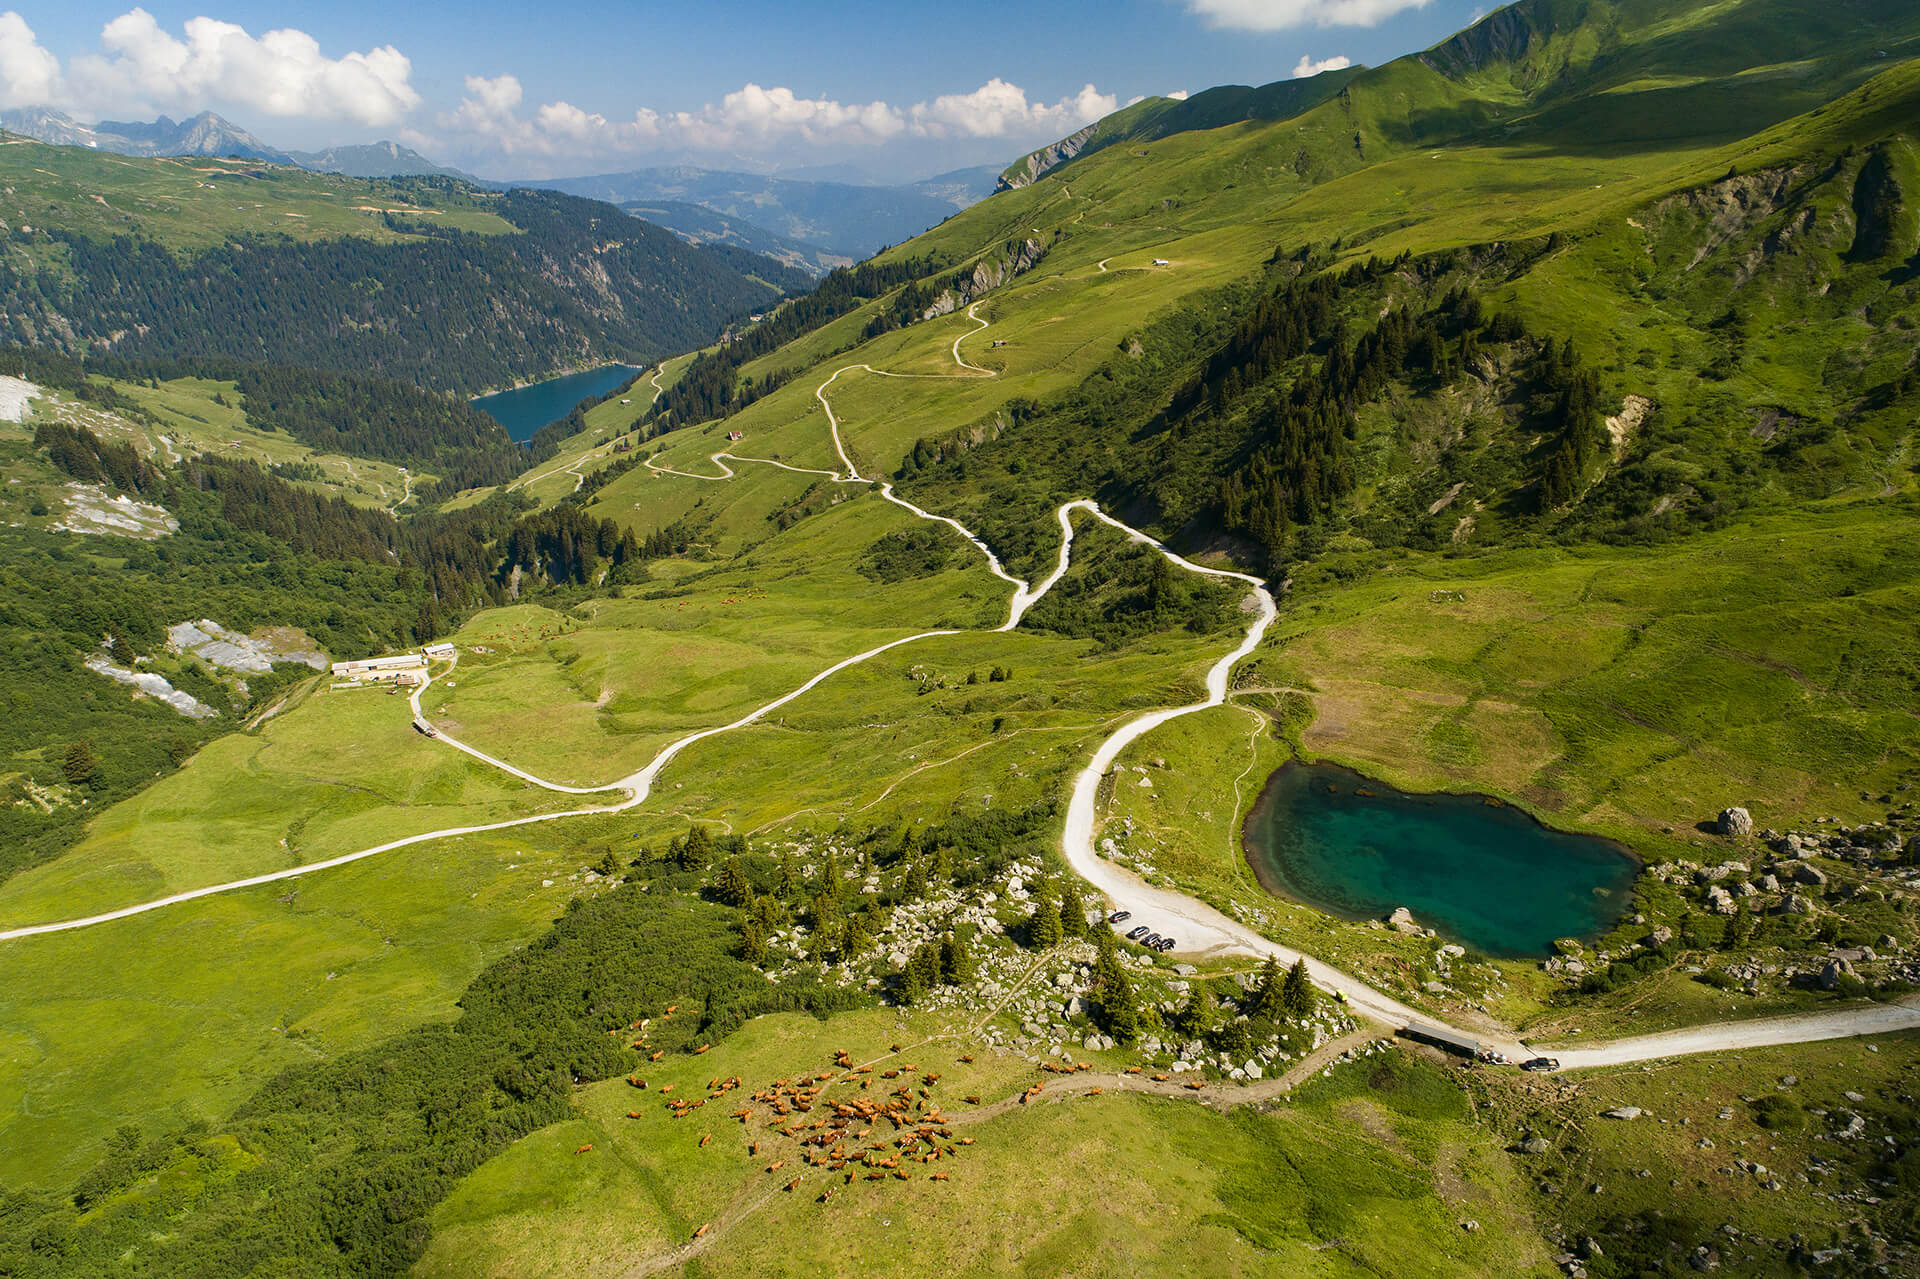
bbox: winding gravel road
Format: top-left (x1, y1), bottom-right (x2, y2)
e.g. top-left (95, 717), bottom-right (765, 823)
top-left (5, 304), bottom-right (1914, 1070)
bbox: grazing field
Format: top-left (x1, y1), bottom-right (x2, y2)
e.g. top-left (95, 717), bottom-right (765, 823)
top-left (0, 675), bottom-right (591, 929)
top-left (0, 805), bottom-right (690, 1190)
top-left (420, 1011), bottom-right (1546, 1278)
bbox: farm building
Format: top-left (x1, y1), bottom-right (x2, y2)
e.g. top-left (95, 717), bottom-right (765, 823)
top-left (330, 653), bottom-right (426, 679)
top-left (423, 642), bottom-right (456, 661)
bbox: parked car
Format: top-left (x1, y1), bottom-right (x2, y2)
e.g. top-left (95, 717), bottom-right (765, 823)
top-left (1143, 933), bottom-right (1163, 948)
top-left (1126, 925), bottom-right (1150, 940)
top-left (1155, 938), bottom-right (1176, 953)
top-left (1108, 911), bottom-right (1131, 924)
top-left (1520, 1056), bottom-right (1560, 1073)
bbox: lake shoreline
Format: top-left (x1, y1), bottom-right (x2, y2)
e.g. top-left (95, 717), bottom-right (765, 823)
top-left (1240, 757), bottom-right (1641, 958)
top-left (471, 363), bottom-right (647, 443)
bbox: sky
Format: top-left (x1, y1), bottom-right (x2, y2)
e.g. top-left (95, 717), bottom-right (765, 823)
top-left (0, 0), bottom-right (1494, 180)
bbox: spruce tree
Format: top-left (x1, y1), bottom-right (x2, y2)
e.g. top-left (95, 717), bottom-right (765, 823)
top-left (1058, 879), bottom-right (1087, 937)
top-left (1027, 885), bottom-right (1063, 949)
top-left (940, 929), bottom-right (974, 984)
top-left (740, 916), bottom-right (769, 965)
top-left (1250, 955), bottom-right (1285, 1021)
top-left (676, 823), bottom-right (715, 871)
top-left (62, 740), bottom-right (98, 786)
top-left (1093, 949), bottom-right (1140, 1042)
top-left (1281, 957), bottom-right (1316, 1020)
top-left (713, 856), bottom-right (751, 908)
top-left (1174, 982), bottom-right (1218, 1039)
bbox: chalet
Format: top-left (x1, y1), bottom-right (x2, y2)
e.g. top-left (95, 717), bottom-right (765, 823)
top-left (727, 430), bottom-right (745, 442)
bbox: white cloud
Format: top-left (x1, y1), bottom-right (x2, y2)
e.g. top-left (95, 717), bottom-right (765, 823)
top-left (66, 8), bottom-right (419, 125)
top-left (1291, 53), bottom-right (1353, 77)
top-left (1185, 0), bottom-right (1428, 30)
top-left (0, 11), bottom-right (61, 109)
top-left (1165, 89), bottom-right (1191, 100)
top-left (442, 75), bottom-right (1117, 162)
top-left (0, 7), bottom-right (419, 125)
top-left (908, 78), bottom-right (1115, 139)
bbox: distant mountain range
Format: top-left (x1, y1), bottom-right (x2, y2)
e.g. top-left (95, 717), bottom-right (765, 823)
top-left (522, 165), bottom-right (1001, 258)
top-left (0, 108), bottom-right (1003, 263)
top-left (286, 140), bottom-right (476, 181)
top-left (0, 107), bottom-right (291, 162)
top-left (615, 199), bottom-right (852, 277)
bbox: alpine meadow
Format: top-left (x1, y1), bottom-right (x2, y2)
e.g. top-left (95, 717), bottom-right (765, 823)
top-left (1, 0), bottom-right (1919, 1276)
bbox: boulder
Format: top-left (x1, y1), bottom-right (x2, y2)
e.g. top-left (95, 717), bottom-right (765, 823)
top-left (1781, 894), bottom-right (1815, 915)
top-left (1717, 807), bottom-right (1754, 838)
top-left (1603, 1106), bottom-right (1645, 1121)
top-left (1387, 906), bottom-right (1421, 934)
top-left (1818, 958), bottom-right (1855, 991)
top-left (1520, 1136), bottom-right (1554, 1155)
top-left (1794, 863), bottom-right (1828, 886)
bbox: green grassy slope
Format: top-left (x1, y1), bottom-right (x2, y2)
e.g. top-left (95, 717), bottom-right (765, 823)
top-left (4, 0), bottom-right (1919, 1270)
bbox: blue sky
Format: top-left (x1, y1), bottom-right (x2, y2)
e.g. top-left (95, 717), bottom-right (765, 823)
top-left (0, 0), bottom-right (1494, 178)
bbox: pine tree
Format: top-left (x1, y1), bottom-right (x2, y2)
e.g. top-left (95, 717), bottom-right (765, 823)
top-left (1281, 957), bottom-right (1316, 1020)
top-left (903, 862), bottom-right (929, 900)
top-left (62, 740), bottom-right (97, 786)
top-left (1250, 955), bottom-right (1284, 1021)
top-left (939, 929), bottom-right (974, 984)
top-left (903, 941), bottom-right (942, 1002)
top-left (1057, 878), bottom-right (1086, 938)
top-left (841, 916), bottom-right (870, 963)
top-left (713, 856), bottom-right (751, 908)
top-left (1092, 948), bottom-right (1140, 1042)
top-left (778, 857), bottom-right (804, 902)
top-left (740, 915), bottom-right (769, 965)
top-left (1173, 982), bottom-right (1217, 1039)
top-left (1027, 884), bottom-right (1063, 949)
top-left (676, 823), bottom-right (715, 871)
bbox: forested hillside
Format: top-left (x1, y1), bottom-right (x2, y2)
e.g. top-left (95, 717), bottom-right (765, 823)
top-left (0, 164), bottom-right (811, 393)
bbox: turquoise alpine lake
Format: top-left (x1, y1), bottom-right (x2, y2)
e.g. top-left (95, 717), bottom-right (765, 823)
top-left (471, 364), bottom-right (644, 443)
top-left (1241, 762), bottom-right (1638, 958)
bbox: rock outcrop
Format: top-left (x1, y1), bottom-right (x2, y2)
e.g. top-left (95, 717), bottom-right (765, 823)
top-left (922, 238), bottom-right (1046, 319)
top-left (1718, 807), bottom-right (1754, 838)
top-left (997, 125), bottom-right (1098, 192)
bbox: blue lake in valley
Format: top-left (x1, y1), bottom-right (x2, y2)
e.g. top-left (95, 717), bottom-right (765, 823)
top-left (1241, 761), bottom-right (1638, 958)
top-left (471, 365), bottom-right (644, 442)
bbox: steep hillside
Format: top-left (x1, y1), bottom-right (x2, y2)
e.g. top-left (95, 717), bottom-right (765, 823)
top-left (996, 66), bottom-right (1365, 190)
top-left (0, 143), bottom-right (814, 392)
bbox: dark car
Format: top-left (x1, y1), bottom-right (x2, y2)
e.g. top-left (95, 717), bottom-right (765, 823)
top-left (1108, 910), bottom-right (1131, 925)
top-left (1126, 925), bottom-right (1150, 940)
top-left (1520, 1056), bottom-right (1560, 1073)
top-left (1143, 933), bottom-right (1163, 948)
top-left (1155, 938), bottom-right (1176, 953)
